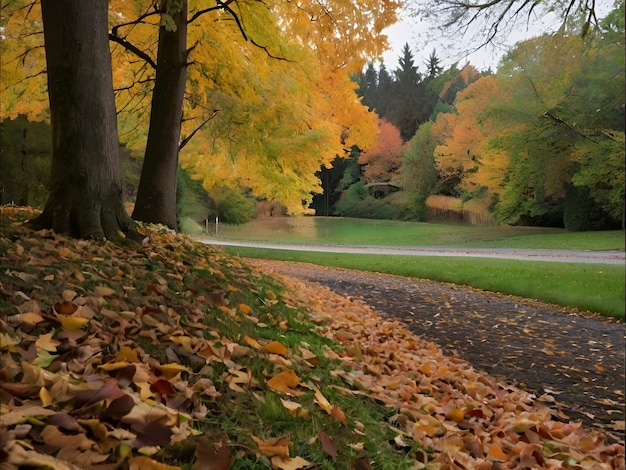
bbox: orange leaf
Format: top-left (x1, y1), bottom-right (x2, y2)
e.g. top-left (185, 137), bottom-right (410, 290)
top-left (331, 406), bottom-right (347, 427)
top-left (267, 370), bottom-right (303, 396)
top-left (243, 335), bottom-right (262, 349)
top-left (487, 442), bottom-right (508, 461)
top-left (238, 303), bottom-right (252, 315)
top-left (263, 341), bottom-right (288, 355)
top-left (251, 435), bottom-right (291, 458)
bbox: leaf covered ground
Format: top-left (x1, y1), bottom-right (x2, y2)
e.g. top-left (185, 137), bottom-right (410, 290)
top-left (0, 207), bottom-right (624, 469)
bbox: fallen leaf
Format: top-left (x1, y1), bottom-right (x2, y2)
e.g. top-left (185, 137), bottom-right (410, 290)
top-left (59, 315), bottom-right (90, 330)
top-left (267, 370), bottom-right (303, 396)
top-left (193, 435), bottom-right (231, 470)
top-left (129, 456), bottom-right (181, 470)
top-left (318, 431), bottom-right (337, 458)
top-left (271, 456), bottom-right (314, 470)
top-left (262, 341), bottom-right (288, 355)
top-left (487, 442), bottom-right (508, 461)
top-left (252, 435), bottom-right (291, 458)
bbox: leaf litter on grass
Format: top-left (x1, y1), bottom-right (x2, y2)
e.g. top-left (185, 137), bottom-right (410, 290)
top-left (0, 206), bottom-right (624, 469)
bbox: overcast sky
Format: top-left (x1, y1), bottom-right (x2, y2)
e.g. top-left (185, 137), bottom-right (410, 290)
top-left (379, 1), bottom-right (614, 73)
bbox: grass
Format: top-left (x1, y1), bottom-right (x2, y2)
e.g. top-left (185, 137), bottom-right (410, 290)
top-left (220, 246), bottom-right (625, 321)
top-left (214, 217), bottom-right (625, 251)
top-left (213, 217), bottom-right (625, 320)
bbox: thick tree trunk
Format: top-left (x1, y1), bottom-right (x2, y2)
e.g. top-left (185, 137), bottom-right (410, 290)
top-left (30, 0), bottom-right (137, 242)
top-left (132, 0), bottom-right (188, 231)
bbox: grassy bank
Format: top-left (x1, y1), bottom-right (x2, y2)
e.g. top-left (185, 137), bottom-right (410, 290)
top-left (221, 246), bottom-right (625, 320)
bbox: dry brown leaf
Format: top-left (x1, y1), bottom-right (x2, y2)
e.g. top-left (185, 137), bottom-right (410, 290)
top-left (271, 455), bottom-right (314, 469)
top-left (192, 435), bottom-right (231, 470)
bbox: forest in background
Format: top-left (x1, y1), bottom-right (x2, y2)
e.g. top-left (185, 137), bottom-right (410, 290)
top-left (1, 1), bottom-right (623, 232)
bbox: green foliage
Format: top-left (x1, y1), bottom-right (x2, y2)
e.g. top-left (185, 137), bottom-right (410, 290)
top-left (176, 167), bottom-right (212, 234)
top-left (210, 185), bottom-right (257, 225)
top-left (0, 116), bottom-right (50, 208)
top-left (334, 184), bottom-right (412, 220)
top-left (563, 183), bottom-right (620, 232)
top-left (401, 122), bottom-right (439, 220)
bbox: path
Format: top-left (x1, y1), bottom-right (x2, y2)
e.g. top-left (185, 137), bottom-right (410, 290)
top-left (248, 259), bottom-right (626, 444)
top-left (200, 239), bottom-right (626, 265)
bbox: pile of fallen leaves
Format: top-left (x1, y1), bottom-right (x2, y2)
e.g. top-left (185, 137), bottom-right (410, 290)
top-left (0, 206), bottom-right (624, 469)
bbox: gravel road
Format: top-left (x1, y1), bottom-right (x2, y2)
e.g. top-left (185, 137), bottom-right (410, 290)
top-left (200, 239), bottom-right (626, 265)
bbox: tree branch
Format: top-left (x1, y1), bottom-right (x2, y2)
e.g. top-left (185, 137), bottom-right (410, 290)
top-left (179, 110), bottom-right (220, 151)
top-left (108, 33), bottom-right (157, 69)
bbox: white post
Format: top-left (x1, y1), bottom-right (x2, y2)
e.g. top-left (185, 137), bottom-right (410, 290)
top-left (215, 216), bottom-right (219, 236)
top-left (205, 218), bottom-right (209, 235)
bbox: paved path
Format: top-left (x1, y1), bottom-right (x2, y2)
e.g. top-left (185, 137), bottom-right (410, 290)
top-left (200, 239), bottom-right (626, 265)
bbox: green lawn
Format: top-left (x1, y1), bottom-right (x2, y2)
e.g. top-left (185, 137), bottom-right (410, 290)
top-left (215, 217), bottom-right (625, 251)
top-left (214, 218), bottom-right (625, 320)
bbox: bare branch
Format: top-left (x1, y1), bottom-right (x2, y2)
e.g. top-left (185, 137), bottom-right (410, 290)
top-left (179, 109), bottom-right (220, 151)
top-left (108, 33), bottom-right (157, 69)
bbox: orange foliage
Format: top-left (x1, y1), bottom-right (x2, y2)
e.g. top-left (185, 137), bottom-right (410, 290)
top-left (358, 119), bottom-right (405, 184)
top-left (432, 76), bottom-right (510, 197)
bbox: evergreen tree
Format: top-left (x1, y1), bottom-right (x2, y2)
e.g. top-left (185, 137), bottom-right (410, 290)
top-left (376, 62), bottom-right (394, 118)
top-left (358, 61), bottom-right (379, 111)
top-left (389, 44), bottom-right (427, 141)
top-left (425, 49), bottom-right (443, 78)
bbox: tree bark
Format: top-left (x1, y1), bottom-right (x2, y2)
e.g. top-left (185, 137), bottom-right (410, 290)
top-left (30, 0), bottom-right (138, 242)
top-left (132, 0), bottom-right (188, 231)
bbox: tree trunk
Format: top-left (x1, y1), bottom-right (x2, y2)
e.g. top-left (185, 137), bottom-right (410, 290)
top-left (132, 0), bottom-right (188, 231)
top-left (30, 0), bottom-right (138, 242)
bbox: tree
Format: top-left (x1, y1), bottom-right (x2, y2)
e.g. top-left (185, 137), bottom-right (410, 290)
top-left (27, 0), bottom-right (138, 241)
top-left (358, 118), bottom-right (405, 184)
top-left (401, 121), bottom-right (439, 220)
top-left (131, 0), bottom-right (188, 230)
top-left (388, 44), bottom-right (425, 141)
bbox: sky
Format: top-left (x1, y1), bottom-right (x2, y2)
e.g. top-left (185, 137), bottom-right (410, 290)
top-left (379, 1), bottom-right (614, 73)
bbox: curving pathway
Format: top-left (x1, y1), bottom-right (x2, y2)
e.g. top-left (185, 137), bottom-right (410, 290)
top-left (247, 258), bottom-right (626, 445)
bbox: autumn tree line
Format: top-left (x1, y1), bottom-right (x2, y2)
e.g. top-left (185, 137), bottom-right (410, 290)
top-left (314, 3), bottom-right (625, 231)
top-left (0, 0), bottom-right (623, 240)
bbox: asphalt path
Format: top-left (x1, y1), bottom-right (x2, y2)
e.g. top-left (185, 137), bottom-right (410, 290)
top-left (199, 239), bottom-right (626, 265)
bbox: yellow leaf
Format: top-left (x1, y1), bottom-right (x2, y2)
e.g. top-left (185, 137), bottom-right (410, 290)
top-left (9, 312), bottom-right (44, 327)
top-left (94, 286), bottom-right (116, 297)
top-left (116, 346), bottom-right (140, 363)
top-left (487, 442), bottom-right (508, 461)
top-left (263, 341), bottom-right (288, 355)
top-left (313, 387), bottom-right (332, 414)
top-left (99, 361), bottom-right (131, 371)
top-left (445, 408), bottom-right (465, 423)
top-left (59, 315), bottom-right (89, 331)
top-left (35, 333), bottom-right (60, 352)
top-left (157, 363), bottom-right (191, 379)
top-left (168, 335), bottom-right (193, 349)
top-left (39, 387), bottom-right (53, 407)
top-left (267, 370), bottom-right (303, 396)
